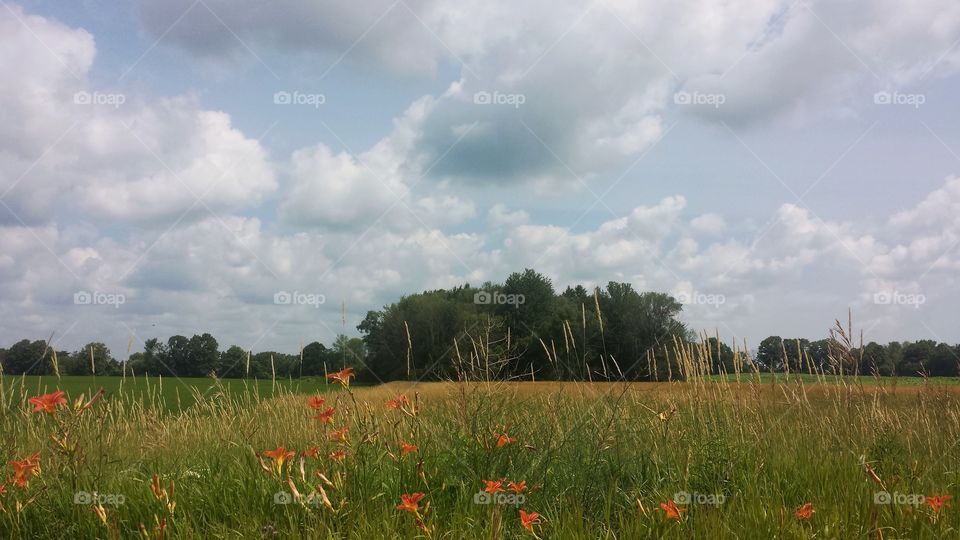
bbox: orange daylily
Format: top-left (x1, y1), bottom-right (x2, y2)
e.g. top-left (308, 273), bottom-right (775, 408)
top-left (495, 432), bottom-right (517, 448)
top-left (28, 390), bottom-right (67, 415)
top-left (307, 395), bottom-right (326, 409)
top-left (326, 368), bottom-right (355, 387)
top-left (311, 407), bottom-right (336, 424)
top-left (399, 441), bottom-right (418, 456)
top-left (329, 426), bottom-right (349, 442)
top-left (508, 480), bottom-right (527, 494)
top-left (794, 502), bottom-right (814, 520)
top-left (519, 509), bottom-right (542, 533)
top-left (484, 479), bottom-right (505, 494)
top-left (329, 450), bottom-right (348, 463)
top-left (10, 452), bottom-right (41, 488)
top-left (926, 495), bottom-right (952, 513)
top-left (660, 500), bottom-right (686, 521)
top-left (303, 446), bottom-right (320, 458)
top-left (397, 492), bottom-right (425, 514)
top-left (386, 395), bottom-right (409, 410)
top-left (261, 447), bottom-right (295, 475)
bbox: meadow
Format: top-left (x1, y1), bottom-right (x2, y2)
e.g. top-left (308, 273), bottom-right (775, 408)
top-left (1, 365), bottom-right (959, 540)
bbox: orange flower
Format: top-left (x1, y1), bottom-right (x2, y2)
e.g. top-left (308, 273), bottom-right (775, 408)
top-left (28, 390), bottom-right (67, 414)
top-left (495, 432), bottom-right (516, 448)
top-left (329, 426), bottom-right (349, 442)
top-left (794, 502), bottom-right (814, 520)
top-left (400, 441), bottom-right (418, 456)
top-left (303, 446), bottom-right (320, 458)
top-left (660, 500), bottom-right (686, 521)
top-left (311, 407), bottom-right (336, 423)
top-left (508, 480), bottom-right (527, 494)
top-left (519, 509), bottom-right (541, 532)
top-left (329, 450), bottom-right (348, 463)
top-left (261, 446), bottom-right (295, 475)
top-left (326, 368), bottom-right (355, 387)
top-left (307, 395), bottom-right (326, 409)
top-left (0, 484), bottom-right (6, 495)
top-left (386, 395), bottom-right (409, 410)
top-left (9, 452), bottom-right (41, 488)
top-left (926, 495), bottom-right (952, 513)
top-left (396, 492), bottom-right (425, 514)
top-left (484, 479), bottom-right (504, 494)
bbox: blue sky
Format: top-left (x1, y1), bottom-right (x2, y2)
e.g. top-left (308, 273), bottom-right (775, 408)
top-left (2, 0), bottom-right (960, 358)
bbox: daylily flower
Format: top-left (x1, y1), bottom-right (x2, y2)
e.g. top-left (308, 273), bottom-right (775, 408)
top-left (399, 441), bottom-right (418, 456)
top-left (329, 426), bottom-right (349, 442)
top-left (926, 495), bottom-right (952, 513)
top-left (10, 452), bottom-right (41, 488)
top-left (386, 395), bottom-right (409, 410)
top-left (28, 391), bottom-right (67, 414)
top-left (262, 447), bottom-right (295, 475)
top-left (484, 479), bottom-right (504, 494)
top-left (495, 432), bottom-right (517, 448)
top-left (519, 509), bottom-right (541, 533)
top-left (326, 368), bottom-right (355, 387)
top-left (311, 407), bottom-right (336, 423)
top-left (303, 446), bottom-right (320, 458)
top-left (329, 450), bottom-right (348, 463)
top-left (397, 492), bottom-right (425, 514)
top-left (508, 480), bottom-right (527, 494)
top-left (794, 502), bottom-right (814, 520)
top-left (660, 500), bottom-right (686, 521)
top-left (307, 396), bottom-right (326, 409)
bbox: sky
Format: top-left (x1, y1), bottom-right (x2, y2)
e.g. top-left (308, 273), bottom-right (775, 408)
top-left (2, 0), bottom-right (960, 359)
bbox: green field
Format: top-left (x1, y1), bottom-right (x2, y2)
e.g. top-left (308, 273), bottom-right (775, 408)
top-left (709, 372), bottom-right (960, 385)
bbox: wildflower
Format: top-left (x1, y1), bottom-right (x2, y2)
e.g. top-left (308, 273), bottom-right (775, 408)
top-left (386, 395), bottom-right (409, 410)
top-left (926, 495), bottom-right (952, 513)
top-left (91, 503), bottom-right (108, 525)
top-left (311, 407), bottom-right (336, 423)
top-left (399, 441), bottom-right (418, 456)
top-left (303, 446), bottom-right (320, 458)
top-left (508, 480), bottom-right (527, 494)
top-left (396, 492), bottom-right (425, 514)
top-left (10, 452), bottom-right (40, 488)
top-left (794, 502), bottom-right (814, 520)
top-left (326, 368), bottom-right (355, 387)
top-left (28, 391), bottom-right (67, 414)
top-left (329, 426), bottom-right (349, 442)
top-left (519, 509), bottom-right (541, 533)
top-left (484, 479), bottom-right (504, 494)
top-left (0, 484), bottom-right (6, 495)
top-left (307, 395), bottom-right (326, 409)
top-left (329, 450), bottom-right (348, 463)
top-left (495, 432), bottom-right (517, 448)
top-left (660, 500), bottom-right (686, 521)
top-left (262, 447), bottom-right (295, 475)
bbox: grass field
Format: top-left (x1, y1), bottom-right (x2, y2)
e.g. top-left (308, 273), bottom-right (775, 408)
top-left (1, 373), bottom-right (959, 538)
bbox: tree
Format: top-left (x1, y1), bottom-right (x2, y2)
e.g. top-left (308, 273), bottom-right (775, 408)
top-left (188, 333), bottom-right (220, 376)
top-left (67, 342), bottom-right (118, 375)
top-left (2, 339), bottom-right (51, 375)
top-left (755, 336), bottom-right (783, 372)
top-left (219, 345), bottom-right (247, 378)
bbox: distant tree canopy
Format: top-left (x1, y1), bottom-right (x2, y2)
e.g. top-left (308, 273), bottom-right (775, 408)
top-left (2, 269), bottom-right (958, 380)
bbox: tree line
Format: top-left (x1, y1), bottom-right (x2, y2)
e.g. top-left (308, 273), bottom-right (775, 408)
top-left (1, 269), bottom-right (957, 380)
